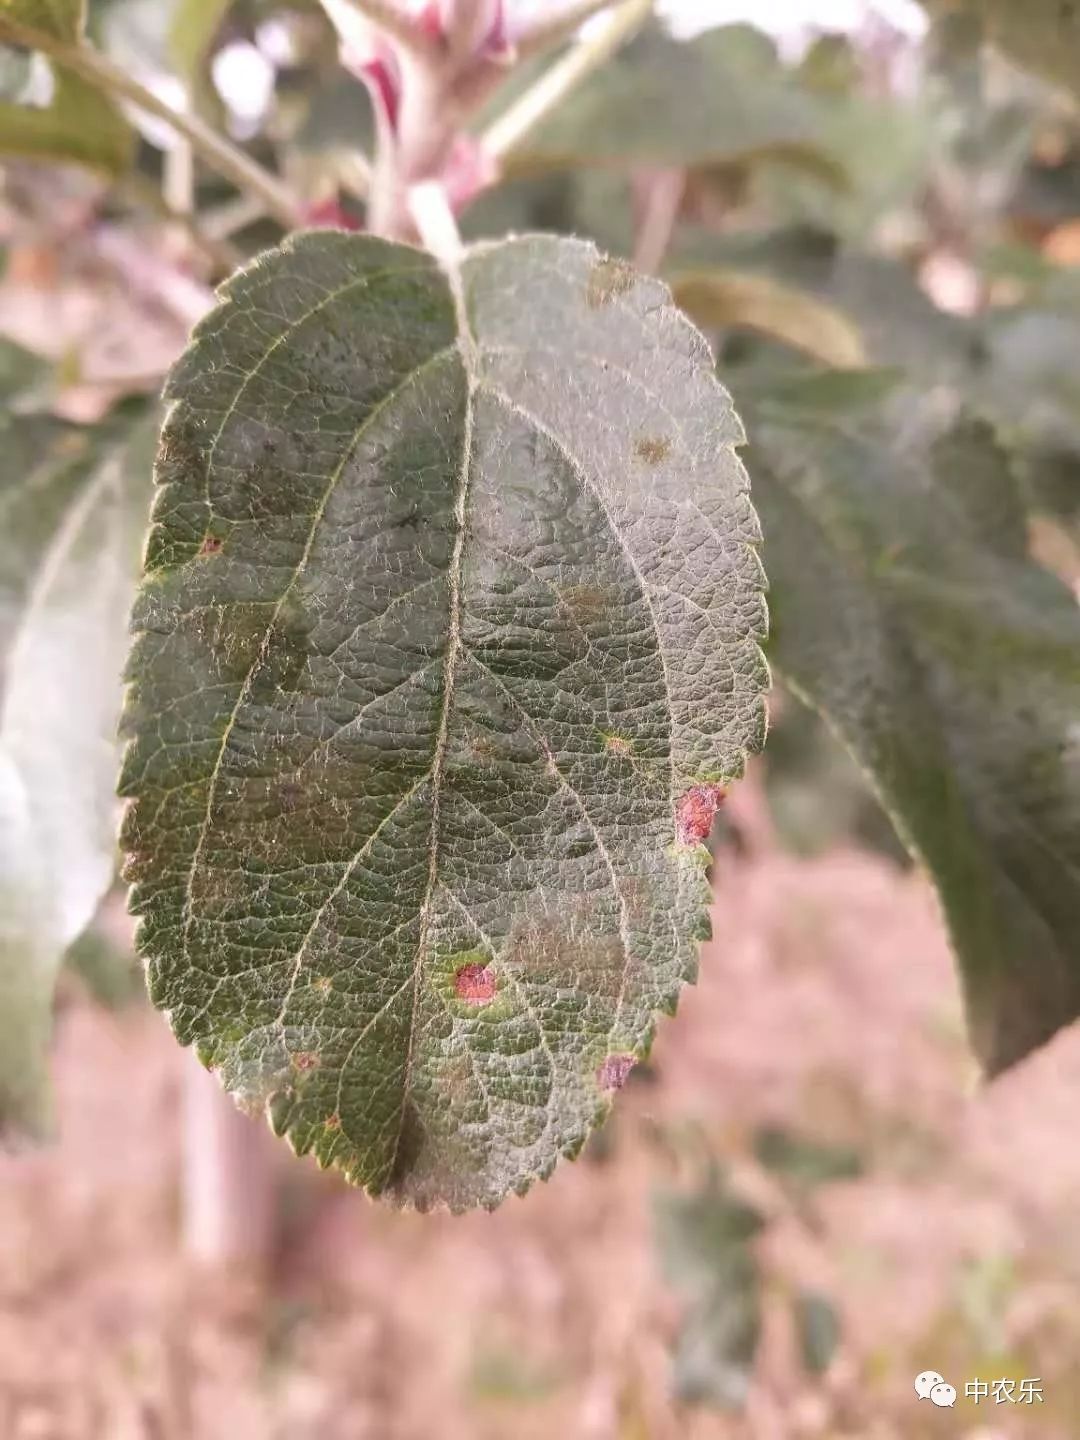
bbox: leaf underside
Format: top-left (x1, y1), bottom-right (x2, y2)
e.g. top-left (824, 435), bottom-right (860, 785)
top-left (747, 373), bottom-right (1080, 1075)
top-left (120, 232), bottom-right (768, 1210)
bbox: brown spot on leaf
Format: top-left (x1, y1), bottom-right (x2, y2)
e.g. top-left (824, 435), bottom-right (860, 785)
top-left (313, 975), bottom-right (333, 995)
top-left (325, 1112), bottom-right (341, 1131)
top-left (200, 535), bottom-right (223, 556)
top-left (603, 733), bottom-right (632, 757)
top-left (292, 1051), bottom-right (320, 1072)
top-left (586, 257), bottom-right (636, 309)
top-left (676, 783), bottom-right (727, 845)
top-left (558, 583), bottom-right (610, 624)
top-left (635, 435), bottom-right (672, 465)
top-left (597, 1054), bottom-right (636, 1091)
top-left (454, 963), bottom-right (496, 1005)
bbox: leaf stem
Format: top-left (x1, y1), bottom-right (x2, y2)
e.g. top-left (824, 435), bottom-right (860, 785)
top-left (515, 0), bottom-right (625, 58)
top-left (480, 0), bottom-right (651, 164)
top-left (407, 180), bottom-right (464, 266)
top-left (0, 20), bottom-right (302, 229)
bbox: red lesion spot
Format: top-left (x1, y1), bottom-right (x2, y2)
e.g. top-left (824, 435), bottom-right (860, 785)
top-left (675, 783), bottom-right (727, 845)
top-left (292, 1051), bottom-right (320, 1072)
top-left (199, 535), bottom-right (223, 555)
top-left (597, 1054), bottom-right (636, 1091)
top-left (454, 963), bottom-right (496, 1005)
top-left (325, 1112), bottom-right (341, 1132)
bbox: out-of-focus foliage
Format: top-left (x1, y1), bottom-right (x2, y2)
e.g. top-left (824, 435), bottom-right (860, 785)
top-left (0, 0), bottom-right (133, 172)
top-left (0, 341), bottom-right (152, 1134)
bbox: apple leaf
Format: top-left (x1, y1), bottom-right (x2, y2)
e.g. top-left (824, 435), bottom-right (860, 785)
top-left (119, 232), bottom-right (768, 1210)
top-left (0, 0), bottom-right (132, 174)
top-left (746, 370), bottom-right (1080, 1075)
top-left (0, 397), bottom-right (154, 1135)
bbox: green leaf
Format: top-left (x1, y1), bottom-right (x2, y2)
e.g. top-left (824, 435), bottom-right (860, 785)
top-left (745, 370), bottom-right (1080, 1075)
top-left (168, 0), bottom-right (230, 82)
top-left (654, 1174), bottom-right (764, 1410)
top-left (670, 226), bottom-right (976, 381)
top-left (0, 408), bottom-right (154, 1135)
top-left (503, 23), bottom-right (819, 170)
top-left (921, 0), bottom-right (1080, 98)
top-left (119, 231), bottom-right (769, 1210)
top-left (0, 0), bottom-right (82, 44)
top-left (0, 0), bottom-right (132, 174)
top-left (793, 1290), bottom-right (841, 1375)
top-left (64, 905), bottom-right (141, 1009)
top-left (0, 59), bottom-right (133, 173)
top-left (670, 268), bottom-right (867, 369)
top-left (753, 1124), bottom-right (863, 1190)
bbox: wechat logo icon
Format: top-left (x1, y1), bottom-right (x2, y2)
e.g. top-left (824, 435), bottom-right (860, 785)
top-left (915, 1371), bottom-right (956, 1407)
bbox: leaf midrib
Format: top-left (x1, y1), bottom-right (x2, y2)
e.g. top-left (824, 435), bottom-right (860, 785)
top-left (386, 250), bottom-right (478, 1184)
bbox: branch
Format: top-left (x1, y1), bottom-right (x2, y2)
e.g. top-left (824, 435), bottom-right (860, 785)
top-left (0, 20), bottom-right (302, 229)
top-left (481, 0), bottom-right (651, 164)
top-left (515, 0), bottom-right (624, 59)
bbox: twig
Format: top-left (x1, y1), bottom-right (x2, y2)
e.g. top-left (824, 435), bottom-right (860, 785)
top-left (330, 0), bottom-right (440, 58)
top-left (631, 166), bottom-right (685, 274)
top-left (0, 20), bottom-right (302, 229)
top-left (515, 0), bottom-right (624, 59)
top-left (481, 0), bottom-right (651, 165)
top-left (407, 180), bottom-right (463, 266)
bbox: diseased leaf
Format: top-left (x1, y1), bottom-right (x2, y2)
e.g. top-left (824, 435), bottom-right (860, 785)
top-left (0, 409), bottom-right (154, 1134)
top-left (745, 371), bottom-right (1080, 1075)
top-left (119, 231), bottom-right (768, 1210)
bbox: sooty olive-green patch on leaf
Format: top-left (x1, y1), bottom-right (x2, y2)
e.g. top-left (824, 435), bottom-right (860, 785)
top-left (120, 231), bottom-right (767, 1210)
top-left (747, 373), bottom-right (1080, 1074)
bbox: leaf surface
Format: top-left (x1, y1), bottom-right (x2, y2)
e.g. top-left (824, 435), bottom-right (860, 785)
top-left (0, 405), bottom-right (153, 1134)
top-left (120, 231), bottom-right (768, 1209)
top-left (747, 372), bottom-right (1080, 1074)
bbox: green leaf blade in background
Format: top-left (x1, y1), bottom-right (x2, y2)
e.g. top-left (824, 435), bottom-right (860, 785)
top-left (119, 231), bottom-right (768, 1210)
top-left (0, 398), bottom-right (153, 1136)
top-left (0, 0), bottom-right (132, 174)
top-left (921, 0), bottom-right (1080, 99)
top-left (0, 61), bottom-right (133, 173)
top-left (746, 372), bottom-right (1080, 1075)
top-left (0, 0), bottom-right (82, 45)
